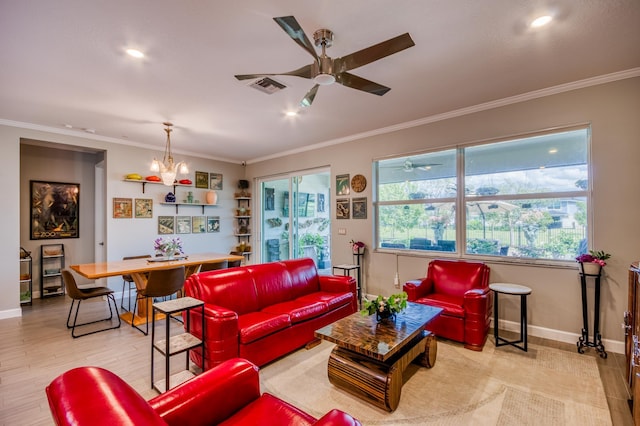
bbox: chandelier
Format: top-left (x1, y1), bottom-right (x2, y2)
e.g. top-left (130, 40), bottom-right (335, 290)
top-left (150, 122), bottom-right (189, 186)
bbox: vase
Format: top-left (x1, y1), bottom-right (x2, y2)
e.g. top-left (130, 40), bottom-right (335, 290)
top-left (165, 251), bottom-right (175, 260)
top-left (580, 262), bottom-right (601, 275)
top-left (376, 309), bottom-right (396, 323)
top-left (206, 190), bottom-right (218, 205)
top-left (352, 246), bottom-right (365, 255)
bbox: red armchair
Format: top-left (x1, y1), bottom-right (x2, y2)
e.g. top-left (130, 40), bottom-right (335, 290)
top-left (403, 259), bottom-right (491, 351)
top-left (46, 358), bottom-right (362, 426)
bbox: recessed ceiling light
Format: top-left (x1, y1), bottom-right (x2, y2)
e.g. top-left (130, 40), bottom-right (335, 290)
top-left (531, 15), bottom-right (552, 28)
top-left (126, 48), bottom-right (145, 58)
top-left (285, 110), bottom-right (298, 117)
top-left (548, 148), bottom-right (558, 154)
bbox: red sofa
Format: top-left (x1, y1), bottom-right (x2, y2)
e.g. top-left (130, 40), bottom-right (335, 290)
top-left (46, 358), bottom-right (361, 426)
top-left (403, 259), bottom-right (491, 351)
top-left (185, 258), bottom-right (357, 369)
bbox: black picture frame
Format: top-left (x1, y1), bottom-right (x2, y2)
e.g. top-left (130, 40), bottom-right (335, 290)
top-left (158, 216), bottom-right (174, 234)
top-left (352, 197), bottom-right (367, 219)
top-left (195, 171), bottom-right (209, 189)
top-left (336, 198), bottom-right (350, 219)
top-left (30, 180), bottom-right (80, 239)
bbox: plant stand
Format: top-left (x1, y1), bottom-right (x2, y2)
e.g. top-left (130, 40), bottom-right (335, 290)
top-left (577, 267), bottom-right (607, 358)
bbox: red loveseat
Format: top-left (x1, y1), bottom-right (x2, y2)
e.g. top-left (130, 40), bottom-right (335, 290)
top-left (185, 258), bottom-right (357, 369)
top-left (403, 259), bottom-right (491, 351)
top-left (46, 358), bottom-right (361, 426)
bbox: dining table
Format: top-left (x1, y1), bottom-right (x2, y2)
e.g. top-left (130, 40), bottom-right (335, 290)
top-left (70, 252), bottom-right (244, 326)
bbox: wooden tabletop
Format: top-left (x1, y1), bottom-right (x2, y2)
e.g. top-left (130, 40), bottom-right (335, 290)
top-left (315, 302), bottom-right (442, 362)
top-left (70, 252), bottom-right (244, 279)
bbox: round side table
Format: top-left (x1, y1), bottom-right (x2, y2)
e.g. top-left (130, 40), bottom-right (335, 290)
top-left (489, 283), bottom-right (532, 352)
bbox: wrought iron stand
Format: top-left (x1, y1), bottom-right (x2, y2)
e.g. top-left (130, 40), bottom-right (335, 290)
top-left (577, 267), bottom-right (607, 358)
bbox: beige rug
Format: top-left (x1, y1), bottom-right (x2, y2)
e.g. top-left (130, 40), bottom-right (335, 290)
top-left (260, 340), bottom-right (611, 425)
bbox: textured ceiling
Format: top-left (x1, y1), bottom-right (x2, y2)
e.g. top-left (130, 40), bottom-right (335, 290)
top-left (1, 1), bottom-right (639, 163)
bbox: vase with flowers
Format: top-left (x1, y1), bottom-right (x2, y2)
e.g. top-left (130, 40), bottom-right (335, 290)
top-left (361, 292), bottom-right (408, 322)
top-left (154, 237), bottom-right (184, 259)
top-left (576, 250), bottom-right (611, 275)
top-left (350, 240), bottom-right (365, 255)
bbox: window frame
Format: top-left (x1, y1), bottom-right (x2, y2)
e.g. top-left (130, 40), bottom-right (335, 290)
top-left (374, 125), bottom-right (591, 265)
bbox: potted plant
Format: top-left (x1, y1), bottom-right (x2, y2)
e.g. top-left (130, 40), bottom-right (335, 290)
top-left (576, 250), bottom-right (611, 275)
top-left (350, 239), bottom-right (365, 255)
top-left (361, 292), bottom-right (408, 322)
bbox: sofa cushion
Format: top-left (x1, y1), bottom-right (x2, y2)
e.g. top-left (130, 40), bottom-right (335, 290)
top-left (246, 262), bottom-right (294, 309)
top-left (431, 260), bottom-right (486, 297)
top-left (190, 269), bottom-right (259, 315)
top-left (262, 300), bottom-right (328, 323)
top-left (297, 292), bottom-right (352, 310)
top-left (417, 293), bottom-right (465, 317)
top-left (219, 393), bottom-right (316, 426)
top-left (283, 258), bottom-right (321, 298)
top-left (238, 311), bottom-right (291, 344)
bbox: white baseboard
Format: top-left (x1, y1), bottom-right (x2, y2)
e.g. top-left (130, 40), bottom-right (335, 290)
top-left (494, 318), bottom-right (624, 354)
top-left (0, 308), bottom-right (22, 320)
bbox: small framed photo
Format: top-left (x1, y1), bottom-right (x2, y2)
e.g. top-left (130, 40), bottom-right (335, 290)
top-left (192, 216), bottom-right (206, 233)
top-left (336, 198), bottom-right (350, 219)
top-left (352, 197), bottom-right (367, 219)
top-left (210, 173), bottom-right (223, 190)
top-left (195, 171), bottom-right (209, 189)
top-left (176, 216), bottom-right (192, 234)
top-left (207, 216), bottom-right (220, 232)
top-left (134, 198), bottom-right (153, 218)
top-left (113, 198), bottom-right (132, 218)
top-left (336, 174), bottom-right (350, 196)
top-left (158, 216), bottom-right (174, 234)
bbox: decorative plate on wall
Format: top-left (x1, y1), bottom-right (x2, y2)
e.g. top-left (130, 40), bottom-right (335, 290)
top-left (351, 174), bottom-right (367, 193)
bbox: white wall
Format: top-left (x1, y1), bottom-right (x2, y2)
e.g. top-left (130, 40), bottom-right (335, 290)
top-left (0, 124), bottom-right (244, 317)
top-left (246, 77), bottom-right (640, 351)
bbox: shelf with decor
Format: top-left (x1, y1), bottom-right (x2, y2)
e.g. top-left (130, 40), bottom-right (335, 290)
top-left (160, 202), bottom-right (218, 214)
top-left (233, 192), bottom-right (251, 264)
top-left (20, 248), bottom-right (32, 305)
top-left (40, 243), bottom-right (65, 298)
top-left (123, 179), bottom-right (193, 194)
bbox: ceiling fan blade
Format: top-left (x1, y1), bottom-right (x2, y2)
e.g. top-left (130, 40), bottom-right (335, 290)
top-left (273, 16), bottom-right (319, 64)
top-left (300, 84), bottom-right (320, 108)
top-left (335, 33), bottom-right (415, 73)
top-left (335, 72), bottom-right (390, 96)
top-left (234, 64), bottom-right (314, 81)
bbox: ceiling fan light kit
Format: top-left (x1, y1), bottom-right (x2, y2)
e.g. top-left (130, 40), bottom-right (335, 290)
top-left (235, 16), bottom-right (415, 108)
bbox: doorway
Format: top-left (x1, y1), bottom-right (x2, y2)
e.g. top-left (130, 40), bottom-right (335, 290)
top-left (259, 169), bottom-right (331, 272)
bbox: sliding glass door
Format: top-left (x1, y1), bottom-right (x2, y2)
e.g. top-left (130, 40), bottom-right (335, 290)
top-left (259, 169), bottom-right (331, 272)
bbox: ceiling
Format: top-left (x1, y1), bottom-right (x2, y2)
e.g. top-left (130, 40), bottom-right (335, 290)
top-left (1, 1), bottom-right (639, 164)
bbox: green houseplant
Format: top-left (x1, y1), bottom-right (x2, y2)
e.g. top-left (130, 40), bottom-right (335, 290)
top-left (361, 292), bottom-right (408, 322)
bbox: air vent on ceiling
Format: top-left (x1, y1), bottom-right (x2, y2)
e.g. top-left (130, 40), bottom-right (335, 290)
top-left (249, 77), bottom-right (287, 94)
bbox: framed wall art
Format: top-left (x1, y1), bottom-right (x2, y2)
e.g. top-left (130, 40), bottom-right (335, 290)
top-left (207, 216), bottom-right (220, 232)
top-left (336, 174), bottom-right (350, 196)
top-left (176, 216), bottom-right (192, 234)
top-left (113, 197), bottom-right (132, 219)
top-left (352, 197), bottom-right (367, 219)
top-left (134, 198), bottom-right (153, 218)
top-left (210, 172), bottom-right (223, 190)
top-left (158, 216), bottom-right (174, 234)
top-left (336, 198), bottom-right (350, 219)
top-left (195, 171), bottom-right (209, 189)
top-left (192, 216), bottom-right (206, 233)
top-left (30, 180), bottom-right (80, 239)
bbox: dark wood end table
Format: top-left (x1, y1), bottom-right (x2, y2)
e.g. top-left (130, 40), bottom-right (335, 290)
top-left (314, 302), bottom-right (442, 411)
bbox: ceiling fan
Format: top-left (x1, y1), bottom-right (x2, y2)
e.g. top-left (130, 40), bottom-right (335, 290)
top-left (382, 159), bottom-right (442, 172)
top-left (234, 16), bottom-right (415, 107)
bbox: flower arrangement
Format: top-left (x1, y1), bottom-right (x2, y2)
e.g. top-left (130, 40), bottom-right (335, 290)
top-left (154, 237), bottom-right (183, 258)
top-left (350, 239), bottom-right (365, 254)
top-left (575, 250), bottom-right (611, 267)
top-left (361, 292), bottom-right (408, 319)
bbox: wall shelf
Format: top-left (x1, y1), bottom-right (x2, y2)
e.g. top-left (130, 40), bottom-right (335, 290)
top-left (160, 202), bottom-right (218, 214)
top-left (123, 179), bottom-right (193, 194)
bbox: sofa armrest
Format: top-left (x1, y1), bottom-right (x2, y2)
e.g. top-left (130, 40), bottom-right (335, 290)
top-left (313, 409), bottom-right (362, 426)
top-left (319, 274), bottom-right (356, 294)
top-left (149, 358), bottom-right (261, 426)
top-left (403, 278), bottom-right (433, 300)
top-left (46, 367), bottom-right (167, 426)
top-left (463, 288), bottom-right (491, 316)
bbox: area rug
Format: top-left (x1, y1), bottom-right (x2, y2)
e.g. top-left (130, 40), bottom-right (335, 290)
top-left (260, 340), bottom-right (611, 425)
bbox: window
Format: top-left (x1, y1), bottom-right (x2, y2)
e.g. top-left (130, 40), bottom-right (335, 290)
top-left (375, 128), bottom-right (589, 261)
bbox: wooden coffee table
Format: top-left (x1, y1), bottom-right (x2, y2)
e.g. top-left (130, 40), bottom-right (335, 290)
top-left (314, 302), bottom-right (442, 411)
